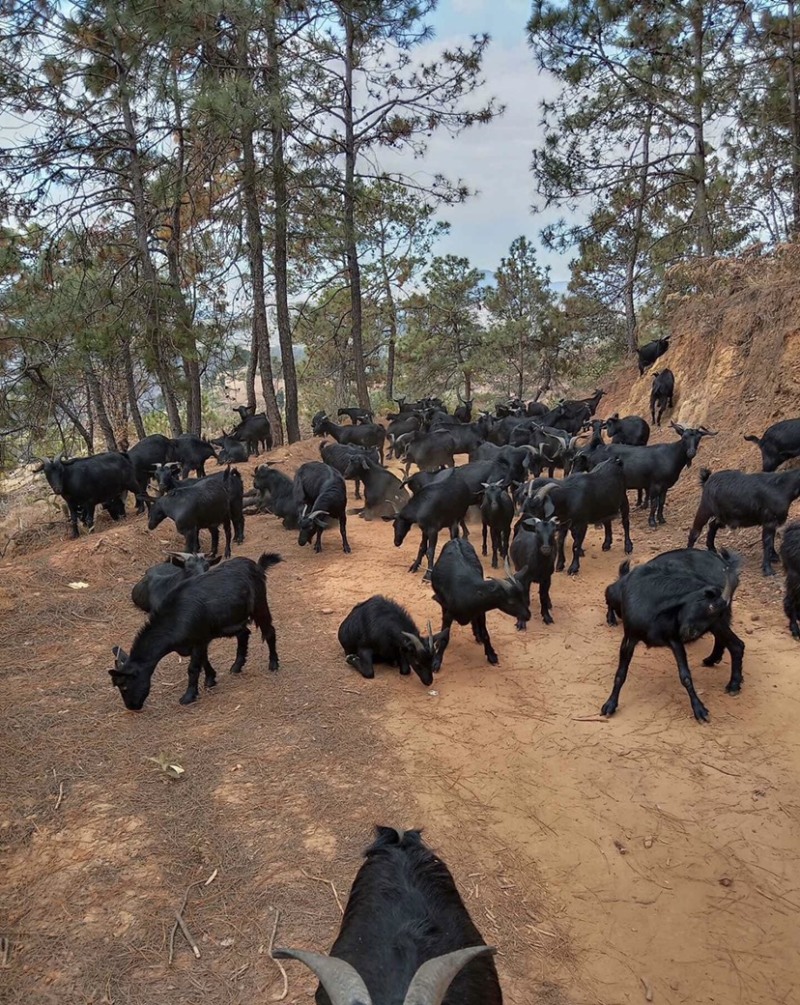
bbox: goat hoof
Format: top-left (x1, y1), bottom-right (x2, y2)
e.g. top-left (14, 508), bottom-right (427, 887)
top-left (600, 700), bottom-right (617, 717)
top-left (725, 681), bottom-right (742, 694)
top-left (205, 676), bottom-right (217, 689)
top-left (515, 620), bottom-right (527, 631)
top-left (543, 614), bottom-right (554, 625)
top-left (422, 570), bottom-right (432, 582)
top-left (486, 653), bottom-right (499, 665)
top-left (762, 566), bottom-right (776, 577)
top-left (625, 542), bottom-right (634, 554)
top-left (343, 544), bottom-right (352, 554)
top-left (179, 691), bottom-right (199, 705)
top-left (567, 565), bottom-right (580, 576)
top-left (269, 659), bottom-right (279, 672)
top-left (693, 703), bottom-right (710, 722)
top-left (601, 542), bottom-right (611, 551)
top-left (229, 664), bottom-right (243, 674)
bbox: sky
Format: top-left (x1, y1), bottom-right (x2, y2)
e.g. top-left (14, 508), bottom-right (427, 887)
top-left (376, 0), bottom-right (574, 284)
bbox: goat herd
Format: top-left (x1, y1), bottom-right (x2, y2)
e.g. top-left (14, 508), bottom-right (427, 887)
top-left (27, 351), bottom-right (800, 1003)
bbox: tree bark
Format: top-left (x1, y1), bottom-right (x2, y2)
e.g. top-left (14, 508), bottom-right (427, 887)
top-left (788, 0), bottom-right (800, 236)
top-left (86, 364), bottom-right (118, 451)
top-left (245, 326), bottom-right (258, 411)
top-left (114, 38), bottom-right (183, 436)
top-left (242, 123), bottom-right (284, 444)
top-left (690, 1), bottom-right (713, 255)
top-left (121, 334), bottom-right (146, 441)
top-left (26, 366), bottom-right (93, 453)
top-left (266, 11), bottom-right (301, 442)
top-left (624, 106), bottom-right (653, 353)
top-left (381, 254), bottom-right (398, 401)
top-left (343, 9), bottom-right (371, 409)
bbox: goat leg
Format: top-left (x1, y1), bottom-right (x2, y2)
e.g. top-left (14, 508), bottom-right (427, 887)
top-left (669, 639), bottom-right (709, 722)
top-left (179, 647), bottom-right (205, 705)
top-left (229, 628), bottom-right (250, 674)
top-left (601, 635), bottom-right (637, 716)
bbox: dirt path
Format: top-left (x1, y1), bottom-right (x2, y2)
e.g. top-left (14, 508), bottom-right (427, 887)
top-left (3, 442), bottom-right (800, 1005)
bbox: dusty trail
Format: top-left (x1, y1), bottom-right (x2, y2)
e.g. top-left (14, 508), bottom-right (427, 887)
top-left (2, 439), bottom-right (799, 1005)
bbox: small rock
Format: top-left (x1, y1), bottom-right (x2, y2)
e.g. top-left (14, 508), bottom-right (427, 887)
top-left (613, 839), bottom-right (628, 855)
top-left (643, 836), bottom-right (654, 849)
top-left (428, 690), bottom-right (439, 697)
top-left (719, 876), bottom-right (733, 887)
top-left (751, 614), bottom-right (760, 622)
top-left (321, 608), bottom-right (333, 614)
top-left (219, 937), bottom-right (235, 948)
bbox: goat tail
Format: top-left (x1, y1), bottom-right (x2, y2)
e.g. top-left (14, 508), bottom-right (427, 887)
top-left (699, 467), bottom-right (712, 485)
top-left (617, 560), bottom-right (631, 578)
top-left (743, 433), bottom-right (761, 445)
top-left (257, 552), bottom-right (283, 571)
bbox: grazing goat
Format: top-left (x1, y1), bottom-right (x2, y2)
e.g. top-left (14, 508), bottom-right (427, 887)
top-left (110, 553), bottom-right (281, 709)
top-left (343, 454), bottom-right (409, 518)
top-left (35, 452), bottom-right (142, 538)
top-left (385, 471), bottom-right (472, 579)
top-left (637, 336), bottom-right (670, 375)
top-left (531, 458), bottom-right (632, 575)
top-left (312, 412), bottom-right (386, 464)
top-left (147, 468), bottom-right (240, 557)
top-left (744, 419), bottom-right (800, 472)
top-left (172, 434), bottom-right (217, 477)
top-left (688, 467), bottom-right (800, 576)
top-left (276, 826), bottom-right (501, 1005)
top-left (649, 370), bottom-right (675, 426)
top-left (338, 597), bottom-right (447, 686)
top-left (601, 548), bottom-right (743, 721)
top-left (293, 461), bottom-right (351, 553)
top-left (480, 481), bottom-right (514, 569)
top-left (780, 522), bottom-right (800, 639)
top-left (430, 538), bottom-right (530, 669)
top-left (509, 516), bottom-right (558, 629)
top-left (131, 553), bottom-right (221, 614)
top-left (604, 413), bottom-right (650, 446)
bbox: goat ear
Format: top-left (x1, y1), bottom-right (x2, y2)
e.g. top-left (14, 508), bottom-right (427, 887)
top-left (112, 645), bottom-right (129, 666)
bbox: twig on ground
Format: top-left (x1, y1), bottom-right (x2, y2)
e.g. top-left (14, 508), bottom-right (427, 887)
top-left (54, 781), bottom-right (64, 810)
top-left (268, 908), bottom-right (289, 1002)
top-left (168, 878), bottom-right (210, 965)
top-left (301, 868), bottom-right (344, 915)
top-left (1, 937), bottom-right (10, 968)
top-left (175, 912), bottom-right (201, 959)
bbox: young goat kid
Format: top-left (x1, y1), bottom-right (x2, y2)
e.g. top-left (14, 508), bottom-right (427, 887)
top-left (110, 553), bottom-right (281, 709)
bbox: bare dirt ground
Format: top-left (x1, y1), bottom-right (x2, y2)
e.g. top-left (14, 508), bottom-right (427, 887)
top-left (3, 433), bottom-right (800, 1005)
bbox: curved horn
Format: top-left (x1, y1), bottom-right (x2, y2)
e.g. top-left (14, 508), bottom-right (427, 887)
top-left (400, 631), bottom-right (426, 655)
top-left (427, 620), bottom-right (434, 641)
top-left (504, 554), bottom-right (514, 578)
top-left (403, 946), bottom-right (497, 1005)
top-left (698, 426), bottom-right (718, 436)
top-left (307, 509), bottom-right (330, 521)
top-left (534, 483), bottom-right (556, 502)
top-left (273, 949), bottom-right (372, 1005)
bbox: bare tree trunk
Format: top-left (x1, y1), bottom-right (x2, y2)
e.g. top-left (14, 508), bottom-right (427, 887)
top-left (690, 1), bottom-right (713, 256)
top-left (121, 334), bottom-right (146, 440)
top-left (242, 124), bottom-right (284, 444)
top-left (26, 365), bottom-right (93, 453)
top-left (381, 256), bottom-right (398, 402)
top-left (115, 38), bottom-right (183, 437)
top-left (343, 10), bottom-right (371, 410)
top-left (789, 0), bottom-right (800, 236)
top-left (86, 365), bottom-right (118, 451)
top-left (266, 12), bottom-right (301, 442)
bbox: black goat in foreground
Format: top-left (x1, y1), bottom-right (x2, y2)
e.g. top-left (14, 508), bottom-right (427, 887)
top-left (509, 515), bottom-right (558, 629)
top-left (601, 548), bottom-right (743, 722)
top-left (276, 826), bottom-right (501, 1005)
top-left (780, 522), bottom-right (800, 639)
top-left (338, 596), bottom-right (447, 686)
top-left (293, 461), bottom-right (351, 553)
top-left (430, 538), bottom-right (530, 670)
top-left (687, 467), bottom-right (800, 575)
top-left (479, 480), bottom-right (514, 569)
top-left (110, 553), bottom-right (281, 710)
top-left (131, 553), bottom-right (221, 614)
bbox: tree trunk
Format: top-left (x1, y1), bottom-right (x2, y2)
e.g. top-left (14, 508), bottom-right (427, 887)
top-left (690, 2), bottom-right (713, 256)
top-left (26, 365), bottom-right (93, 453)
top-left (242, 123), bottom-right (284, 444)
top-left (518, 332), bottom-right (525, 399)
top-left (343, 10), bottom-right (371, 409)
top-left (381, 256), bottom-right (398, 401)
top-left (788, 0), bottom-right (800, 236)
top-left (86, 365), bottom-right (118, 451)
top-left (463, 372), bottom-right (471, 398)
top-left (266, 12), bottom-right (301, 442)
top-left (114, 38), bottom-right (183, 437)
top-left (121, 335), bottom-right (146, 440)
top-left (245, 326), bottom-right (258, 411)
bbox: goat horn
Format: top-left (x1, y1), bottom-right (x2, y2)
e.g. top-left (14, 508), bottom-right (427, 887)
top-left (722, 577), bottom-right (733, 604)
top-left (403, 946), bottom-right (498, 1005)
top-left (504, 554), bottom-right (514, 578)
top-left (699, 426), bottom-right (718, 436)
top-left (401, 631), bottom-right (426, 654)
top-left (427, 620), bottom-right (434, 641)
top-left (273, 949), bottom-right (372, 1005)
top-left (534, 483), bottom-right (556, 502)
top-left (307, 509), bottom-right (330, 521)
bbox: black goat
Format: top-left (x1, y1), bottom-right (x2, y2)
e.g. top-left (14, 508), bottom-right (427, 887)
top-left (649, 370), bottom-right (675, 426)
top-left (34, 452), bottom-right (142, 538)
top-left (312, 412), bottom-right (386, 464)
top-left (343, 454), bottom-right (409, 518)
top-left (744, 419), bottom-right (800, 472)
top-left (338, 597), bottom-right (447, 686)
top-left (780, 522), bottom-right (800, 639)
top-left (293, 461), bottom-right (351, 553)
top-left (604, 413), bottom-right (650, 446)
top-left (403, 431), bottom-right (457, 474)
top-left (385, 471), bottom-right (472, 579)
top-left (531, 458), bottom-right (632, 575)
top-left (247, 464), bottom-right (297, 528)
top-left (688, 467), bottom-right (800, 576)
top-left (211, 431), bottom-right (249, 464)
top-left (601, 548), bottom-right (743, 721)
top-left (147, 468), bottom-right (240, 557)
top-left (337, 406), bottom-right (374, 425)
top-left (453, 394), bottom-right (474, 423)
top-left (320, 442), bottom-right (379, 500)
top-left (110, 553), bottom-right (281, 709)
top-left (173, 434), bottom-right (217, 477)
top-left (131, 553), bottom-right (221, 614)
top-left (276, 826), bottom-right (500, 1005)
top-left (479, 481), bottom-right (513, 569)
top-left (509, 516), bottom-right (558, 629)
top-left (637, 335), bottom-right (670, 375)
top-left (232, 404), bottom-right (255, 421)
top-left (127, 434), bottom-right (176, 511)
top-left (430, 538), bottom-right (530, 669)
top-left (231, 412), bottom-right (272, 455)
